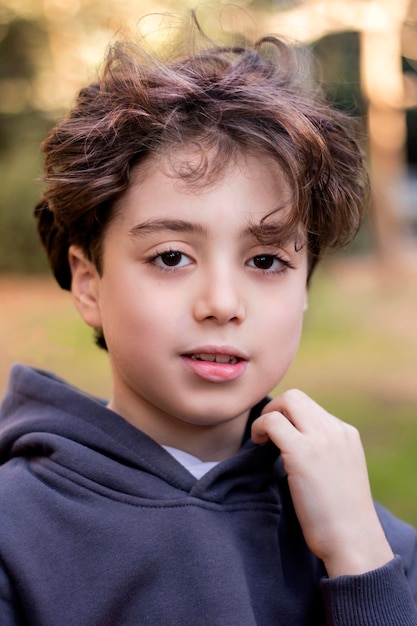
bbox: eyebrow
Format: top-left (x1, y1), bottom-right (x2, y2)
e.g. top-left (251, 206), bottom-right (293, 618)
top-left (128, 216), bottom-right (301, 248)
top-left (129, 218), bottom-right (208, 238)
top-left (248, 219), bottom-right (302, 248)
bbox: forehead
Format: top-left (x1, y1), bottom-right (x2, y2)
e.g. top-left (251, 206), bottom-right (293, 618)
top-left (111, 147), bottom-right (301, 241)
top-left (129, 147), bottom-right (290, 202)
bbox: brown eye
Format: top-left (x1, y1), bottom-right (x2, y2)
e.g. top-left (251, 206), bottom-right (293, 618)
top-left (247, 254), bottom-right (289, 274)
top-left (160, 251), bottom-right (183, 266)
top-left (150, 250), bottom-right (193, 271)
top-left (252, 255), bottom-right (276, 270)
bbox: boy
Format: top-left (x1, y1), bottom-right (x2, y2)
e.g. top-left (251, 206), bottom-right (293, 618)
top-left (1, 17), bottom-right (417, 625)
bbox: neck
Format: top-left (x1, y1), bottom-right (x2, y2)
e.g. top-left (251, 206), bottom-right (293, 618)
top-left (107, 394), bottom-right (248, 462)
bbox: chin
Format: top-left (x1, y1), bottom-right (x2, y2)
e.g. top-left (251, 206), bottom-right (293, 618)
top-left (178, 403), bottom-right (252, 427)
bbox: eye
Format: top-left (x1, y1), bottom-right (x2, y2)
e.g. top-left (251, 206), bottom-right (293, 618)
top-left (149, 250), bottom-right (193, 270)
top-left (247, 254), bottom-right (286, 272)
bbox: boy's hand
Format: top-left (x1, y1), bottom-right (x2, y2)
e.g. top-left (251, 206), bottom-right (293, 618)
top-left (251, 390), bottom-right (394, 578)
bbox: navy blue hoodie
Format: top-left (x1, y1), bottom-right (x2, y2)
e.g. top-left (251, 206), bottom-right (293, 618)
top-left (1, 364), bottom-right (417, 625)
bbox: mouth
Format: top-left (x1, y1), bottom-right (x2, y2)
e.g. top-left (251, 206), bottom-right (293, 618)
top-left (190, 353), bottom-right (241, 365)
top-left (181, 348), bottom-right (248, 382)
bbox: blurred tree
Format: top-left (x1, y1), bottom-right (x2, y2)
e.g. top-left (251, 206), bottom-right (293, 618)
top-left (0, 12), bottom-right (52, 273)
top-left (312, 31), bottom-right (362, 111)
top-left (359, 0), bottom-right (416, 264)
top-left (261, 0), bottom-right (417, 265)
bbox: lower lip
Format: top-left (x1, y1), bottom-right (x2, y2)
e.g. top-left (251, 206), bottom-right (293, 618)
top-left (181, 356), bottom-right (248, 382)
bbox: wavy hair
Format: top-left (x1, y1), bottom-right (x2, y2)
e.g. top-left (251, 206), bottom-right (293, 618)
top-left (35, 16), bottom-right (368, 296)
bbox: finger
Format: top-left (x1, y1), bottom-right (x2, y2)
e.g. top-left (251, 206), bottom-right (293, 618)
top-left (251, 410), bottom-right (300, 447)
top-left (261, 389), bottom-right (337, 434)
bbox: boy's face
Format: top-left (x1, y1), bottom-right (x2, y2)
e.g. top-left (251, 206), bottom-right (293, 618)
top-left (71, 151), bottom-right (308, 459)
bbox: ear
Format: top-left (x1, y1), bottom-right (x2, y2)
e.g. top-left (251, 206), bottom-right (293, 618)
top-left (68, 245), bottom-right (102, 329)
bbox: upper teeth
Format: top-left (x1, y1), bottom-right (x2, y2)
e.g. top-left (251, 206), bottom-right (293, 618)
top-left (191, 353), bottom-right (238, 364)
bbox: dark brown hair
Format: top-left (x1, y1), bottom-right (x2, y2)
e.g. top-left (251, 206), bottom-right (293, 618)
top-left (35, 16), bottom-right (368, 332)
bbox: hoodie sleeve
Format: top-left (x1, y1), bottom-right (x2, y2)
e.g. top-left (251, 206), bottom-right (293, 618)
top-left (0, 564), bottom-right (21, 625)
top-left (320, 504), bottom-right (417, 626)
top-left (321, 556), bottom-right (417, 625)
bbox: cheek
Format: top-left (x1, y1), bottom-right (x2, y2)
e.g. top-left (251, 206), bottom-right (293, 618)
top-left (261, 297), bottom-right (306, 354)
top-left (269, 311), bottom-right (303, 342)
top-left (103, 285), bottom-right (184, 349)
top-left (251, 303), bottom-right (305, 396)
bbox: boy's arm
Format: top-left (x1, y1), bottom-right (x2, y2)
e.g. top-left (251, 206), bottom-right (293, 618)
top-left (252, 390), bottom-right (393, 576)
top-left (251, 390), bottom-right (417, 624)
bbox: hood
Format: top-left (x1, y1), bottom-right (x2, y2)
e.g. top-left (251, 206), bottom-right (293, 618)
top-left (0, 364), bottom-right (284, 505)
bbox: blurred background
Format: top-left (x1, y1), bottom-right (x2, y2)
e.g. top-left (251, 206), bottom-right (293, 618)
top-left (1, 0), bottom-right (417, 524)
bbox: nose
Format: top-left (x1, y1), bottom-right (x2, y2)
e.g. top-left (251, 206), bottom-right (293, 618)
top-left (193, 265), bottom-right (246, 324)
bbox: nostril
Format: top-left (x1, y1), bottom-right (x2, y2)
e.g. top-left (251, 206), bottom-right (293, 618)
top-left (193, 286), bottom-right (246, 323)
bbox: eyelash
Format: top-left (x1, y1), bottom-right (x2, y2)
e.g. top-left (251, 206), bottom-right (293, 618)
top-left (146, 248), bottom-right (294, 275)
top-left (146, 248), bottom-right (193, 272)
top-left (247, 254), bottom-right (294, 275)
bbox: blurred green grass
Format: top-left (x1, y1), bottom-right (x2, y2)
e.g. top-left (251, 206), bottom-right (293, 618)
top-left (1, 262), bottom-right (416, 527)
